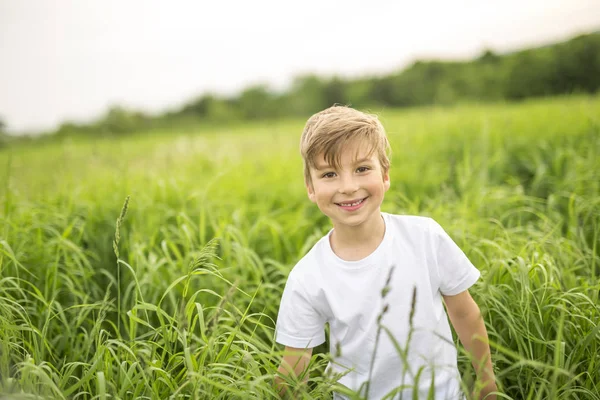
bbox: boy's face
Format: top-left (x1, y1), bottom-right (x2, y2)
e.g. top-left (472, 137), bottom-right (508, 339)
top-left (306, 140), bottom-right (390, 230)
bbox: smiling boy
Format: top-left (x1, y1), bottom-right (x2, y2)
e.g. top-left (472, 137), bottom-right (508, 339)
top-left (274, 106), bottom-right (497, 399)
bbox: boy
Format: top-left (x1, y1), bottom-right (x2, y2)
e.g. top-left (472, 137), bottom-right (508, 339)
top-left (274, 106), bottom-right (497, 399)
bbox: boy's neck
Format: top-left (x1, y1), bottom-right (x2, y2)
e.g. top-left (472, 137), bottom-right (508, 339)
top-left (329, 211), bottom-right (385, 261)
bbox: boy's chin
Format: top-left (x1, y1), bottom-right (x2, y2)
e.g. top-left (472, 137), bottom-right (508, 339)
top-left (330, 212), bottom-right (379, 226)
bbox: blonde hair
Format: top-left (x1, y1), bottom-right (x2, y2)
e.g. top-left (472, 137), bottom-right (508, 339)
top-left (300, 105), bottom-right (391, 185)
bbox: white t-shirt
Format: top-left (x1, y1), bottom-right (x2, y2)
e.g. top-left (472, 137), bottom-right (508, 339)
top-left (275, 213), bottom-right (480, 400)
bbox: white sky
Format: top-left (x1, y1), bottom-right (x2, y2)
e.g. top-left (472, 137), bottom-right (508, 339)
top-left (1, 0), bottom-right (599, 133)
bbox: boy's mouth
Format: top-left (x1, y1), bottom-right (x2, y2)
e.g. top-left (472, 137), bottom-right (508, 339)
top-left (335, 197), bottom-right (368, 210)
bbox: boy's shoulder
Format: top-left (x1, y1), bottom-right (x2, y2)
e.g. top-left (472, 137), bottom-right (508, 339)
top-left (288, 232), bottom-right (330, 279)
top-left (383, 212), bottom-right (444, 238)
top-left (384, 212), bottom-right (435, 227)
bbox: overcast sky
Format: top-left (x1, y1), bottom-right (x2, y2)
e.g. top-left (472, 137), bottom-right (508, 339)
top-left (1, 1), bottom-right (599, 133)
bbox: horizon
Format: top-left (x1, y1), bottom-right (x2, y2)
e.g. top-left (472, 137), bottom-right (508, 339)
top-left (1, 0), bottom-right (600, 134)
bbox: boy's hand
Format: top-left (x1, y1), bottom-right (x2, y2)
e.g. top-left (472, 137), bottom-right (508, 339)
top-left (443, 290), bottom-right (498, 400)
top-left (274, 346), bottom-right (313, 398)
top-left (472, 380), bottom-right (498, 399)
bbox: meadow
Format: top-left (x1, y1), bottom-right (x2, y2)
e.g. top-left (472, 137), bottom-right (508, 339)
top-left (0, 95), bottom-right (599, 399)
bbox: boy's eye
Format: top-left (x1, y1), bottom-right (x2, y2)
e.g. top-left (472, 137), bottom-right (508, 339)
top-left (357, 166), bottom-right (370, 173)
top-left (322, 172), bottom-right (336, 178)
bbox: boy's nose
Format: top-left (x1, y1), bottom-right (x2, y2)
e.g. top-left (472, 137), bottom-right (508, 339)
top-left (338, 176), bottom-right (359, 194)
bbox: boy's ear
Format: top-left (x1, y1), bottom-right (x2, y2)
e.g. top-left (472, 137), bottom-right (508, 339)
top-left (383, 169), bottom-right (391, 192)
top-left (305, 179), bottom-right (317, 203)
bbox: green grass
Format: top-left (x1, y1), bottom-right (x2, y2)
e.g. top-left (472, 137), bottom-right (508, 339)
top-left (0, 95), bottom-right (599, 399)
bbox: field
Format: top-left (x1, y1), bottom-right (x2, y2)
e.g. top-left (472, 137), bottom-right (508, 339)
top-left (0, 96), bottom-right (599, 399)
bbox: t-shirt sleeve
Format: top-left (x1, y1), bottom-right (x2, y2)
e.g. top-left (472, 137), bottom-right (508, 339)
top-left (429, 219), bottom-right (480, 296)
top-left (275, 269), bottom-right (326, 349)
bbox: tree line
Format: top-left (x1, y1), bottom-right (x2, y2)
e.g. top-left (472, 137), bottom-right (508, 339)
top-left (1, 32), bottom-right (599, 144)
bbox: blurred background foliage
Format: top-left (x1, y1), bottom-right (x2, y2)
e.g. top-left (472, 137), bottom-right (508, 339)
top-left (1, 32), bottom-right (598, 147)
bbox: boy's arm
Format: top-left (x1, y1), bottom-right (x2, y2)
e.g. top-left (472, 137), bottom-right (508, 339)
top-left (274, 346), bottom-right (313, 399)
top-left (443, 290), bottom-right (498, 400)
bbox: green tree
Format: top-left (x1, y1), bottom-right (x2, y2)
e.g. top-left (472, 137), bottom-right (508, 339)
top-left (237, 85), bottom-right (276, 119)
top-left (323, 77), bottom-right (348, 107)
top-left (96, 106), bottom-right (149, 135)
top-left (553, 34), bottom-right (600, 94)
top-left (288, 75), bottom-right (328, 116)
top-left (505, 49), bottom-right (556, 99)
top-left (180, 94), bottom-right (214, 117)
